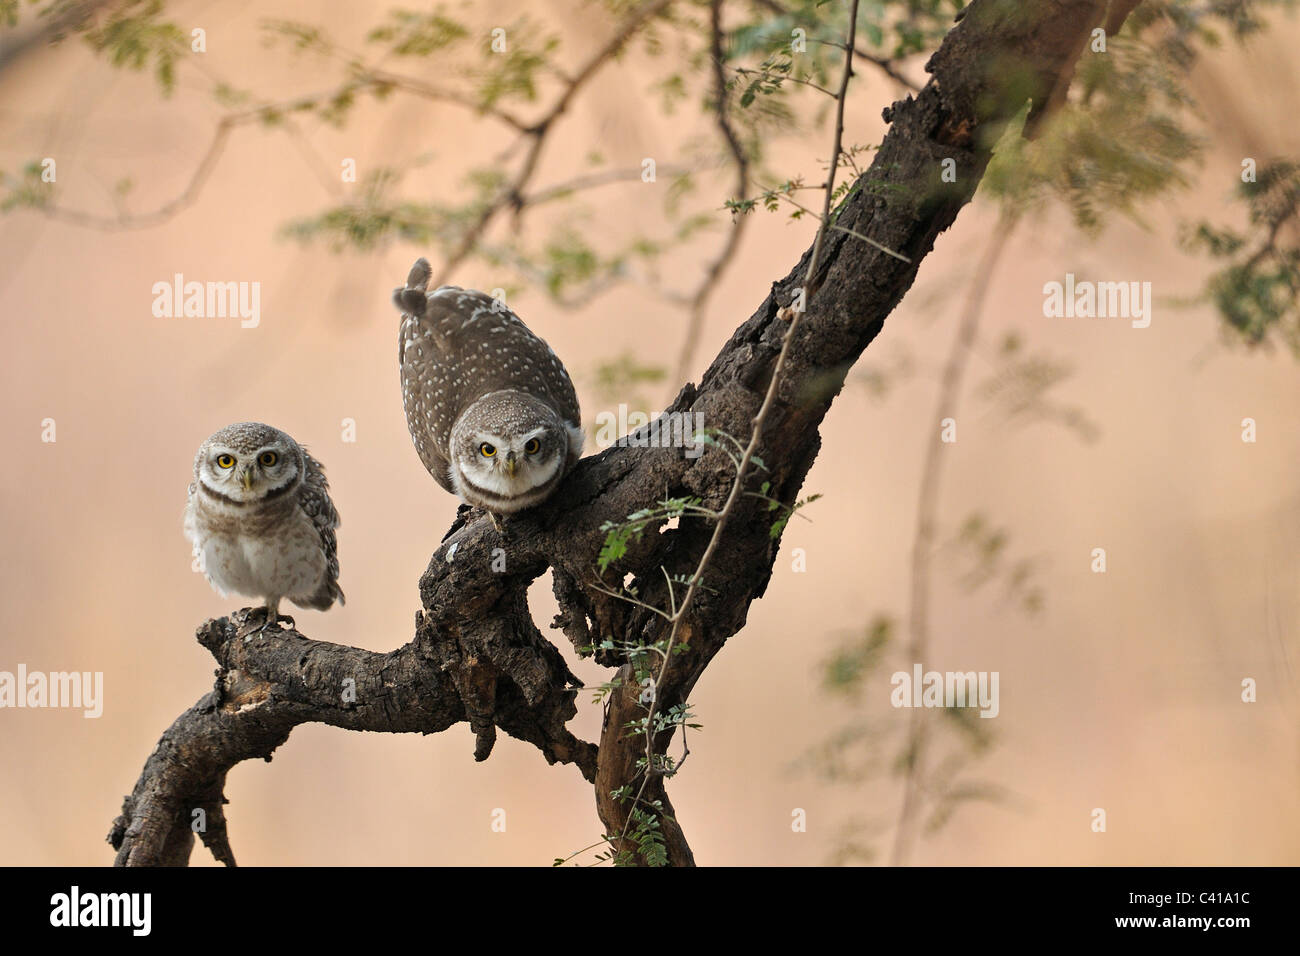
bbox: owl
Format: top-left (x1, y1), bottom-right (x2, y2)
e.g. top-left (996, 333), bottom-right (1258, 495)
top-left (393, 258), bottom-right (584, 515)
top-left (184, 422), bottom-right (343, 632)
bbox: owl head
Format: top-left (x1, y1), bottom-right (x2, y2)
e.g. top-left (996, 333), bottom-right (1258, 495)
top-left (448, 391), bottom-right (584, 513)
top-left (194, 422), bottom-right (305, 505)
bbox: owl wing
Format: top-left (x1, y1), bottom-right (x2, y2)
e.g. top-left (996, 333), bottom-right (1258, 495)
top-left (395, 266), bottom-right (459, 491)
top-left (535, 338), bottom-right (582, 426)
top-left (296, 452), bottom-right (345, 607)
top-left (424, 286), bottom-right (583, 425)
top-left (182, 480), bottom-right (201, 552)
top-left (412, 428), bottom-right (455, 494)
top-left (397, 347), bottom-right (456, 493)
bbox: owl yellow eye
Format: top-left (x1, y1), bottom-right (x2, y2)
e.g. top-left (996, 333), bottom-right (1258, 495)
top-left (216, 454), bottom-right (235, 469)
top-left (524, 438), bottom-right (540, 455)
top-left (259, 451), bottom-right (278, 467)
top-left (479, 442), bottom-right (496, 458)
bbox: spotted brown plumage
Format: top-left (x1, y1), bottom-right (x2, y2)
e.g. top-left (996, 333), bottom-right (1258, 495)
top-left (393, 258), bottom-right (584, 514)
top-left (184, 422), bottom-right (343, 631)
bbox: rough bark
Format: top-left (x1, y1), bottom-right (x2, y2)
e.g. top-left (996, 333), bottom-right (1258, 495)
top-left (110, 0), bottom-right (1129, 867)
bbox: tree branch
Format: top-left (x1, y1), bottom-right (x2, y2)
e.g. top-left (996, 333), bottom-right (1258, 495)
top-left (751, 0), bottom-right (924, 91)
top-left (669, 0), bottom-right (755, 394)
top-left (111, 0), bottom-right (1121, 867)
top-left (432, 0), bottom-right (675, 287)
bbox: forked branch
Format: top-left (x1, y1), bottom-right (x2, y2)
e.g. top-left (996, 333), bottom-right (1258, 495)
top-left (110, 0), bottom-right (1123, 866)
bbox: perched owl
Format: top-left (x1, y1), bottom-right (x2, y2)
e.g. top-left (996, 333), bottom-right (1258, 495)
top-left (393, 258), bottom-right (584, 514)
top-left (184, 422), bottom-right (343, 632)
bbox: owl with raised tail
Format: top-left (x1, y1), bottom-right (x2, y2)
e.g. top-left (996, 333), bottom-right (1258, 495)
top-left (184, 422), bottom-right (343, 632)
top-left (393, 258), bottom-right (584, 515)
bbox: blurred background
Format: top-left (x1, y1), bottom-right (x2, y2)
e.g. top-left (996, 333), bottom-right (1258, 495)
top-left (0, 0), bottom-right (1297, 865)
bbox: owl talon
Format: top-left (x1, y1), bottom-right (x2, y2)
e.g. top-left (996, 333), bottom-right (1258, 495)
top-left (247, 617), bottom-right (281, 641)
top-left (241, 608), bottom-right (273, 641)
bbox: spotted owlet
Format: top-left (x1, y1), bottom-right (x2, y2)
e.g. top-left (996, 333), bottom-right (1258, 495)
top-left (184, 422), bottom-right (343, 632)
top-left (393, 258), bottom-right (584, 514)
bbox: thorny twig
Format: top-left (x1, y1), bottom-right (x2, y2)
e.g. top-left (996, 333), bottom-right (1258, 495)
top-left (668, 0), bottom-right (754, 393)
top-left (614, 0), bottom-right (868, 859)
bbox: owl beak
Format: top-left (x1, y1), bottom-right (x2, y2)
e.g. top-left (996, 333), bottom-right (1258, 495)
top-left (240, 468), bottom-right (254, 491)
top-left (504, 453), bottom-right (517, 478)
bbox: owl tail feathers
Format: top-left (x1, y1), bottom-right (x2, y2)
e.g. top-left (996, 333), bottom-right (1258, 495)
top-left (405, 257), bottom-right (431, 289)
top-left (293, 579), bottom-right (344, 612)
top-left (392, 257), bottom-right (432, 316)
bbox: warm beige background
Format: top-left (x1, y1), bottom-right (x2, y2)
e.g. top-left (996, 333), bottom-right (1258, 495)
top-left (0, 2), bottom-right (1296, 866)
